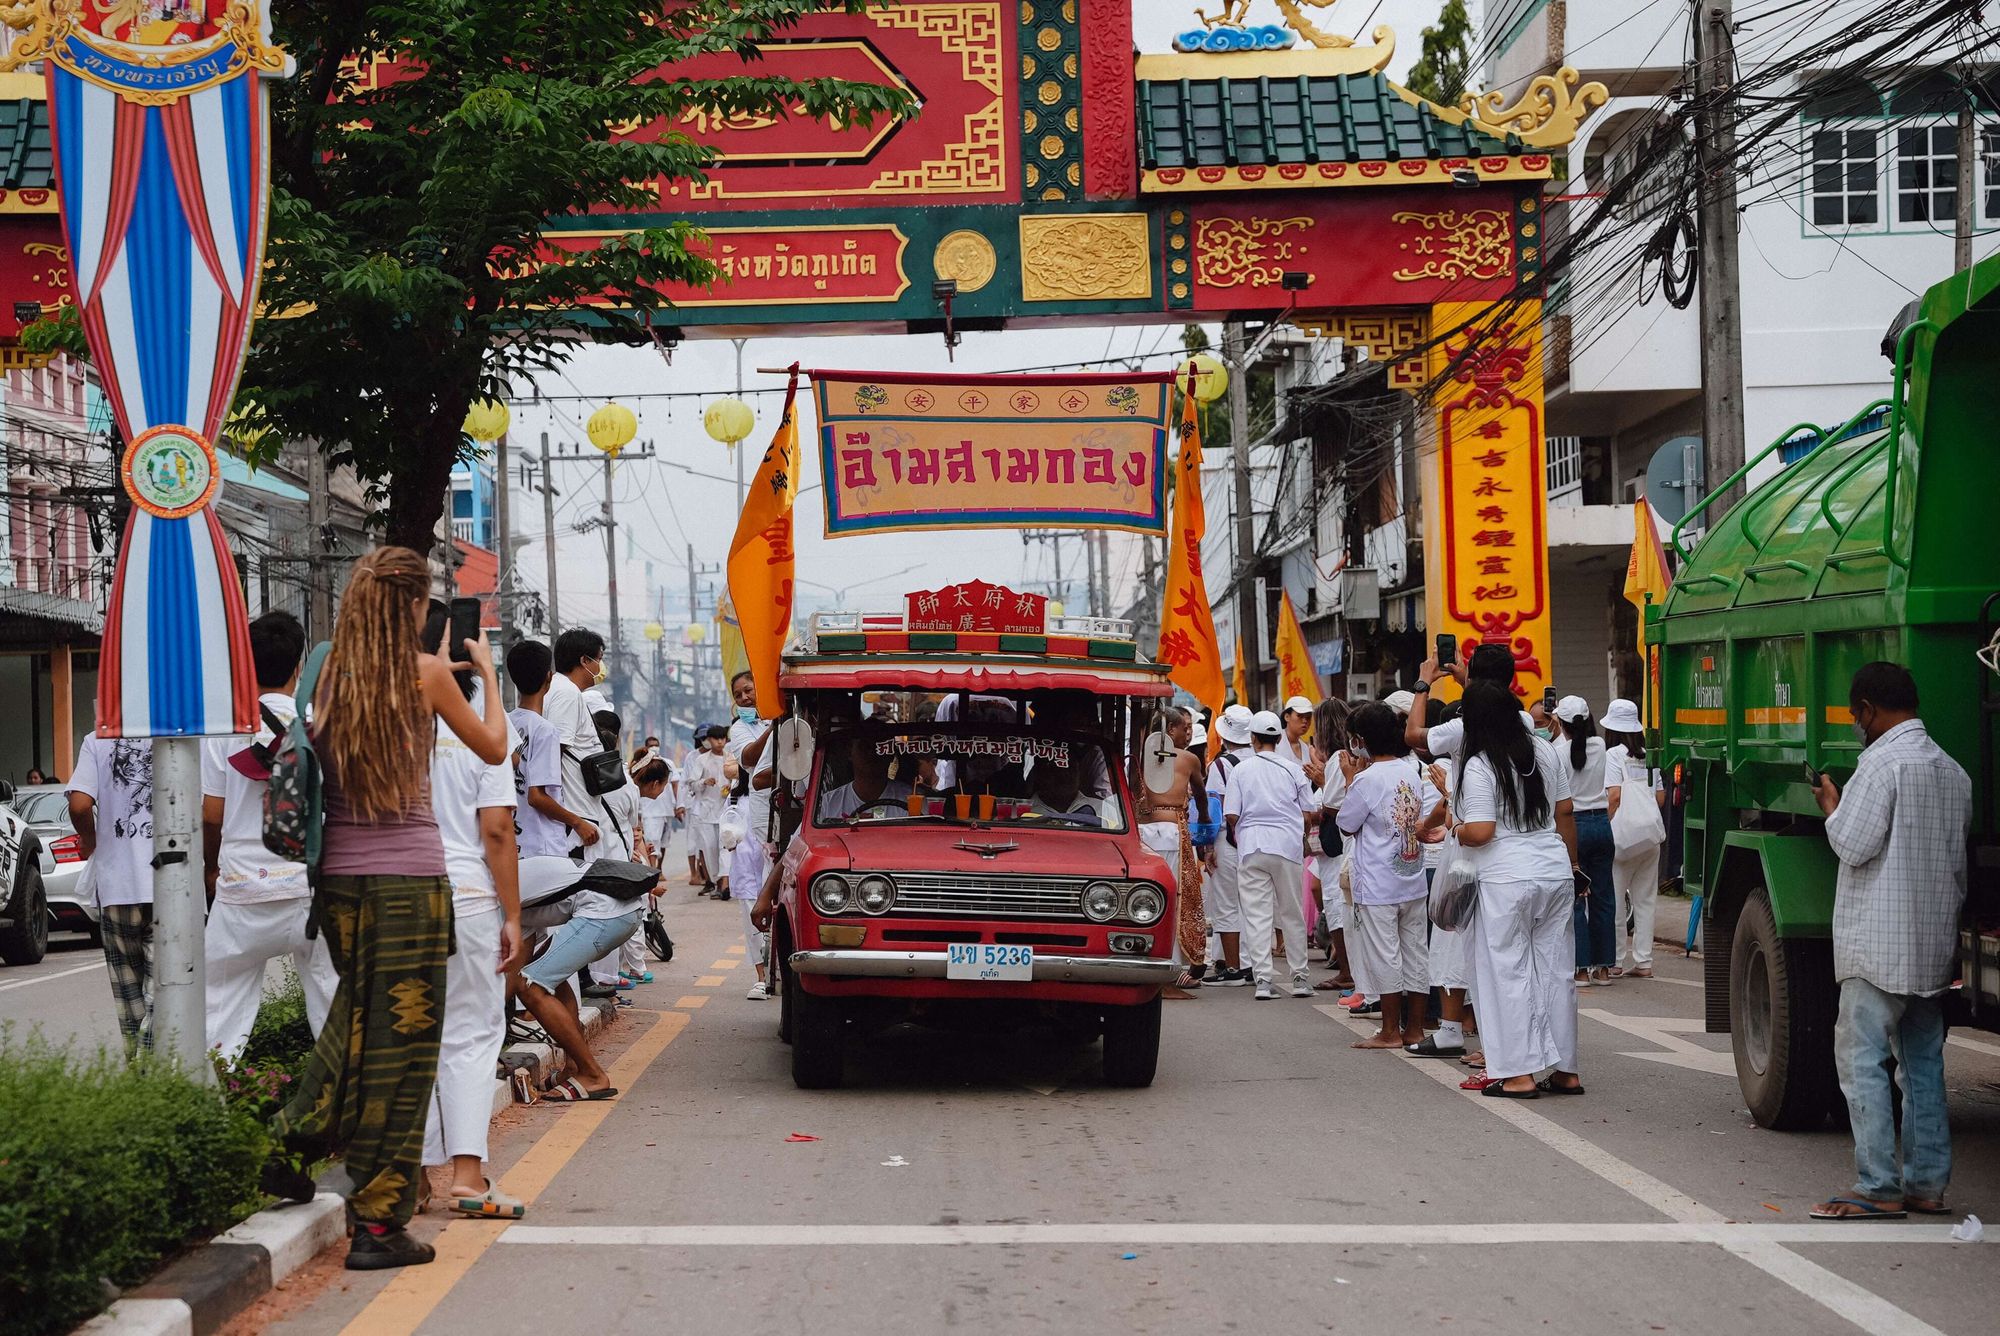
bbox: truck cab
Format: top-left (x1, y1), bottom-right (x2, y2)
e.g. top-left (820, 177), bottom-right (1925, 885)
top-left (765, 587), bottom-right (1180, 1090)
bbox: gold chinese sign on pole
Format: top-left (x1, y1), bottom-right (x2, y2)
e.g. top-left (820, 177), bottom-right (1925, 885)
top-left (1426, 300), bottom-right (1552, 700)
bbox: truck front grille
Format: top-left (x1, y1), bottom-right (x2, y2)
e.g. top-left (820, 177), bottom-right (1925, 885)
top-left (888, 872), bottom-right (1087, 921)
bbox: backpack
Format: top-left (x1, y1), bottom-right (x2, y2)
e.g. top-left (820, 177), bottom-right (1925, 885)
top-left (263, 642), bottom-right (332, 867)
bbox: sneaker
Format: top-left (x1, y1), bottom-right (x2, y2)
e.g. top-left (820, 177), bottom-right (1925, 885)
top-left (746, 981), bottom-right (769, 1000)
top-left (345, 1226), bottom-right (436, 1271)
top-left (1289, 973), bottom-right (1313, 998)
top-left (1204, 966), bottom-right (1251, 987)
top-left (1254, 980), bottom-right (1276, 1000)
top-left (581, 982), bottom-right (619, 999)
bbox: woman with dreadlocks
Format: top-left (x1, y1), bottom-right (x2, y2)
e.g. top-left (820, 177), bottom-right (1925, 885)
top-left (264, 546), bottom-right (510, 1270)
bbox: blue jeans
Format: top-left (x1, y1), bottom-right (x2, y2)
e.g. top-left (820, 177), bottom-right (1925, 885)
top-left (1835, 977), bottom-right (1952, 1202)
top-left (1571, 808), bottom-right (1616, 969)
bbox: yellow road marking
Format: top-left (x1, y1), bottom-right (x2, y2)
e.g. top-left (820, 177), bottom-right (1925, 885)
top-left (709, 959), bottom-right (738, 971)
top-left (339, 1009), bottom-right (689, 1336)
top-left (724, 944), bottom-right (746, 954)
top-left (695, 974), bottom-right (726, 987)
top-left (674, 995), bottom-right (708, 1009)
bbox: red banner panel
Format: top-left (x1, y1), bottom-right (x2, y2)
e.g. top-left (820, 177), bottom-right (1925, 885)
top-left (0, 217), bottom-right (69, 341)
top-left (538, 224), bottom-right (911, 309)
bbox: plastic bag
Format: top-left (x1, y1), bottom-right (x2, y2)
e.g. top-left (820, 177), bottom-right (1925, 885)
top-left (1610, 784), bottom-right (1666, 856)
top-left (1428, 831), bottom-right (1479, 931)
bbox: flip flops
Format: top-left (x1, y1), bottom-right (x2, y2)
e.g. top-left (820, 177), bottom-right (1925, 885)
top-left (1481, 1081), bottom-right (1540, 1099)
top-left (1405, 1036), bottom-right (1466, 1059)
top-left (451, 1179), bottom-right (527, 1219)
top-left (1809, 1198), bottom-right (1907, 1221)
top-left (1535, 1076), bottom-right (1585, 1095)
top-left (541, 1078), bottom-right (617, 1103)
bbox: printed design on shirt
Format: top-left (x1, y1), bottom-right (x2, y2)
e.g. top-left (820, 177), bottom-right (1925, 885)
top-left (1390, 779), bottom-right (1424, 870)
top-left (108, 740), bottom-right (154, 842)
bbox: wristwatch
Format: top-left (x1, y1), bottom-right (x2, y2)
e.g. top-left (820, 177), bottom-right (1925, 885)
top-left (1412, 681), bottom-right (1431, 693)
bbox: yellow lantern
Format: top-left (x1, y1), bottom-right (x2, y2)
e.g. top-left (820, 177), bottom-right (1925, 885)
top-left (587, 402), bottom-right (638, 456)
top-left (1047, 600), bottom-right (1066, 619)
top-left (703, 397), bottom-right (755, 448)
top-left (643, 621), bottom-right (665, 643)
top-left (685, 623), bottom-right (708, 645)
top-left (1182, 353), bottom-right (1228, 404)
top-left (463, 398), bottom-right (510, 442)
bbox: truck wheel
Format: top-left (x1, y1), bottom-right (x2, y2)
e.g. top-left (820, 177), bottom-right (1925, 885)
top-left (1730, 888), bottom-right (1839, 1130)
top-left (789, 973), bottom-right (845, 1089)
top-left (0, 862), bottom-right (48, 966)
top-left (775, 925), bottom-right (794, 1046)
top-left (1101, 996), bottom-right (1162, 1088)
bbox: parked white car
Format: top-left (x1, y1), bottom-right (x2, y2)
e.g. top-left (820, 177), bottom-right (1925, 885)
top-left (0, 781), bottom-right (51, 965)
top-left (8, 784), bottom-right (96, 945)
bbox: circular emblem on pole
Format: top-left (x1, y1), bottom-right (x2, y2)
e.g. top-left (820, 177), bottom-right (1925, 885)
top-left (122, 425), bottom-right (220, 519)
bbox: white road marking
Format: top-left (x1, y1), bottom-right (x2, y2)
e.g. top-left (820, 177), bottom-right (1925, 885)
top-left (1310, 1003), bottom-right (1956, 1335)
top-left (496, 1221), bottom-right (1984, 1248)
top-left (1946, 1033), bottom-right (2000, 1059)
top-left (1579, 1008), bottom-right (1738, 1076)
top-left (0, 961), bottom-right (101, 992)
top-left (1647, 974), bottom-right (1704, 988)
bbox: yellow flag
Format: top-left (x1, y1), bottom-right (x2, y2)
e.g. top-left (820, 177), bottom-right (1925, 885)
top-left (1156, 375), bottom-right (1224, 714)
top-left (1274, 590), bottom-right (1322, 706)
top-left (726, 369), bottom-right (801, 718)
top-left (1624, 496), bottom-right (1672, 726)
top-left (716, 588), bottom-right (749, 685)
top-left (1232, 635), bottom-right (1250, 709)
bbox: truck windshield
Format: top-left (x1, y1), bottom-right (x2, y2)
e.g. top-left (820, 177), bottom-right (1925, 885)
top-left (811, 726), bottom-right (1128, 832)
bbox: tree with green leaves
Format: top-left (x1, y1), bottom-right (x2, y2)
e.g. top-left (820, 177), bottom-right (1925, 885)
top-left (1404, 0), bottom-right (1477, 107)
top-left (239, 0), bottom-right (914, 552)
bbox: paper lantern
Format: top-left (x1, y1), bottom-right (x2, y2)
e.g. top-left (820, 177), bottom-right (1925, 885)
top-left (703, 397), bottom-right (755, 447)
top-left (1048, 600), bottom-right (1066, 619)
top-left (685, 623), bottom-right (707, 645)
top-left (643, 621), bottom-right (665, 642)
top-left (1182, 353), bottom-right (1228, 404)
top-left (464, 398), bottom-right (510, 442)
top-left (587, 402), bottom-right (638, 456)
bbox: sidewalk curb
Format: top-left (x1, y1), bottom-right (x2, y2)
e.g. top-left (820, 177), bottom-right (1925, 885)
top-left (71, 996), bottom-right (623, 1336)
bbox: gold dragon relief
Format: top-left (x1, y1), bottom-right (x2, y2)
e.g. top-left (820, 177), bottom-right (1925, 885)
top-left (1017, 213), bottom-right (1151, 302)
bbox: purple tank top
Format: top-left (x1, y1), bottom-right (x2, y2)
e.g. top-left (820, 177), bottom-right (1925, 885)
top-left (319, 750), bottom-right (446, 877)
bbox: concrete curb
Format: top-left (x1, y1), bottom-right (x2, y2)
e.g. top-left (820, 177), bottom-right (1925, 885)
top-left (72, 996), bottom-right (622, 1335)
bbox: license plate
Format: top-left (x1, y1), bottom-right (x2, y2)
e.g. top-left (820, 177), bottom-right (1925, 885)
top-left (946, 943), bottom-right (1034, 981)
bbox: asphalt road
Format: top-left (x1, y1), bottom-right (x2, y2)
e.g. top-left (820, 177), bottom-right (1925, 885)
top-left (0, 925), bottom-right (121, 1054)
top-left (221, 836), bottom-right (2000, 1336)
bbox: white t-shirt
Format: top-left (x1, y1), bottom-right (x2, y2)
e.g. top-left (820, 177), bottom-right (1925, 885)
top-left (686, 748), bottom-right (728, 821)
top-left (1605, 744), bottom-right (1662, 795)
top-left (1455, 736), bottom-right (1573, 883)
top-left (726, 722), bottom-right (776, 843)
top-left (818, 778), bottom-right (913, 821)
top-left (431, 704), bottom-right (518, 907)
top-left (543, 672), bottom-right (597, 753)
top-left (201, 692), bottom-right (308, 905)
top-left (508, 706), bottom-right (571, 858)
top-left (68, 734), bottom-right (154, 907)
top-left (1562, 733), bottom-right (1609, 812)
top-left (1424, 709), bottom-right (1536, 758)
top-left (1337, 757), bottom-right (1439, 906)
top-left (1223, 751), bottom-right (1315, 863)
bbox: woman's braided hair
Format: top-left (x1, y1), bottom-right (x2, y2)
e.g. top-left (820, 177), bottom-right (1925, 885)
top-left (316, 546), bottom-right (432, 822)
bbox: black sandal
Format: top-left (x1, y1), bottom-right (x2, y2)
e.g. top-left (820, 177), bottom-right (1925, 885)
top-left (1481, 1081), bottom-right (1539, 1099)
top-left (1535, 1076), bottom-right (1585, 1095)
top-left (1405, 1035), bottom-right (1466, 1059)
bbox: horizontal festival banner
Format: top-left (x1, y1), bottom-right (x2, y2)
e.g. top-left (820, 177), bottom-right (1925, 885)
top-left (811, 370), bottom-right (1175, 537)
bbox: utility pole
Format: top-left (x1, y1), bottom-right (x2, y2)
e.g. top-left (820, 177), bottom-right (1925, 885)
top-left (151, 736), bottom-right (205, 1076)
top-left (305, 445), bottom-right (330, 640)
top-left (495, 431), bottom-right (515, 704)
top-left (1957, 76), bottom-right (1977, 273)
top-left (601, 451), bottom-right (621, 683)
top-left (1224, 321), bottom-right (1260, 686)
top-left (1084, 527), bottom-right (1100, 616)
top-left (732, 337), bottom-right (749, 514)
top-left (540, 431), bottom-right (560, 634)
top-left (1692, 0), bottom-right (1748, 513)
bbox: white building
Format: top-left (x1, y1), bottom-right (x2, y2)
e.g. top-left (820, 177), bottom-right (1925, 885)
top-left (1484, 0), bottom-right (1993, 705)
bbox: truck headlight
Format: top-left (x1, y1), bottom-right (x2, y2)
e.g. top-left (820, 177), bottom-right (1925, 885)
top-left (1124, 883), bottom-right (1166, 925)
top-left (1082, 880), bottom-right (1121, 922)
top-left (811, 875), bottom-right (852, 915)
top-left (855, 874), bottom-right (897, 915)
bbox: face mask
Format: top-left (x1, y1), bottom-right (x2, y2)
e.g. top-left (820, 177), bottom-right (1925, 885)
top-left (1533, 727), bottom-right (1553, 741)
top-left (590, 661), bottom-right (608, 686)
top-left (735, 705), bottom-right (758, 725)
top-left (1852, 720), bottom-right (1870, 747)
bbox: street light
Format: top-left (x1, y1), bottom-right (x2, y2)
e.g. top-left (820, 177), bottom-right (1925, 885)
top-left (794, 562), bottom-right (926, 605)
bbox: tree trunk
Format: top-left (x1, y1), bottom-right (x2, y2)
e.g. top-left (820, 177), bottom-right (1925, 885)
top-left (384, 410), bottom-right (465, 555)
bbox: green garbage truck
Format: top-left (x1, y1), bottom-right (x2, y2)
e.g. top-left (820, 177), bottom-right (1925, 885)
top-left (1654, 254), bottom-right (2000, 1130)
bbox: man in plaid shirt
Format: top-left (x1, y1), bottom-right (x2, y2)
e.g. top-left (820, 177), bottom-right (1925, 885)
top-left (1809, 662), bottom-right (1969, 1221)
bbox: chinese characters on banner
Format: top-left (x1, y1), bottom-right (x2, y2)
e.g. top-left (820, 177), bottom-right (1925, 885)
top-left (907, 581), bottom-right (1046, 634)
top-left (1426, 300), bottom-right (1552, 700)
top-left (812, 371), bottom-right (1174, 536)
top-left (1156, 381), bottom-right (1224, 712)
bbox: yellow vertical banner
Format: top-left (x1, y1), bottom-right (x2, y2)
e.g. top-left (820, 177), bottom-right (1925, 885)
top-left (1273, 590), bottom-right (1323, 705)
top-left (1232, 637), bottom-right (1250, 709)
top-left (715, 588), bottom-right (750, 686)
top-left (726, 368), bottom-right (801, 717)
top-left (1425, 300), bottom-right (1552, 702)
top-left (1624, 495), bottom-right (1671, 726)
top-left (1156, 377), bottom-right (1225, 714)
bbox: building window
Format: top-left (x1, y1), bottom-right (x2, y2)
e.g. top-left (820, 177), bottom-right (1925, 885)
top-left (1812, 128), bottom-right (1879, 225)
top-left (1896, 124), bottom-right (1958, 222)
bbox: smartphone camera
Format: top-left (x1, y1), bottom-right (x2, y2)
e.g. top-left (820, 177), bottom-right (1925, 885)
top-left (448, 596), bottom-right (482, 664)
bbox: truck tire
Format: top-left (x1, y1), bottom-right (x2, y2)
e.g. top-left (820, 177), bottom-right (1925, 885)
top-left (1101, 996), bottom-right (1162, 1088)
top-left (1730, 888), bottom-right (1839, 1130)
top-left (789, 971), bottom-right (844, 1089)
top-left (775, 925), bottom-right (794, 1045)
top-left (0, 862), bottom-right (48, 966)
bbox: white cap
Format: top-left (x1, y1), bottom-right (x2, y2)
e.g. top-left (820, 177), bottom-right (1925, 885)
top-left (1283, 695), bottom-right (1314, 717)
top-left (1249, 710), bottom-right (1284, 738)
top-left (1602, 698), bottom-right (1643, 734)
top-left (1384, 690), bottom-right (1417, 716)
top-left (1554, 694), bottom-right (1591, 723)
top-left (1215, 704), bottom-right (1254, 745)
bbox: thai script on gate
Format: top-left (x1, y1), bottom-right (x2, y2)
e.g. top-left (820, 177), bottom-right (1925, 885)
top-left (873, 735), bottom-right (1072, 768)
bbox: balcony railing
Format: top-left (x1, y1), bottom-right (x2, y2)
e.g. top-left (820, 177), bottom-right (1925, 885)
top-left (451, 517), bottom-right (480, 544)
top-left (1546, 435), bottom-right (1582, 508)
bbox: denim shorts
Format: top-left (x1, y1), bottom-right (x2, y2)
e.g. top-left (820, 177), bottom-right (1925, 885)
top-left (522, 909), bottom-right (640, 991)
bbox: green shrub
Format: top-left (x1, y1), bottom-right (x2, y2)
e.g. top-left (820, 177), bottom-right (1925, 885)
top-left (238, 969), bottom-right (315, 1080)
top-left (0, 1039), bottom-right (268, 1336)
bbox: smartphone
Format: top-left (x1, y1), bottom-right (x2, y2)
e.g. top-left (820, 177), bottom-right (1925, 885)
top-left (447, 596), bottom-right (482, 663)
top-left (1573, 867), bottom-right (1591, 899)
top-left (1803, 762), bottom-right (1823, 787)
top-left (1435, 632), bottom-right (1457, 668)
top-left (1542, 686), bottom-right (1558, 711)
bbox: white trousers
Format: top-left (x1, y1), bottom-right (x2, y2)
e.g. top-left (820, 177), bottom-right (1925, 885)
top-left (425, 904), bottom-right (505, 1166)
top-left (203, 897), bottom-right (336, 1064)
top-left (1238, 851), bottom-right (1310, 987)
top-left (1471, 877), bottom-right (1578, 1080)
top-left (1348, 897), bottom-right (1430, 996)
top-left (1313, 853), bottom-right (1348, 932)
top-left (1614, 844), bottom-right (1662, 968)
top-left (1205, 840), bottom-right (1243, 934)
top-left (690, 819), bottom-right (721, 880)
top-left (1429, 922), bottom-right (1472, 992)
top-left (739, 898), bottom-right (769, 975)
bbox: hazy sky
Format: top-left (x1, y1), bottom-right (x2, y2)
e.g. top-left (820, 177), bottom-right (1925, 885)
top-left (503, 1), bottom-right (1444, 640)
